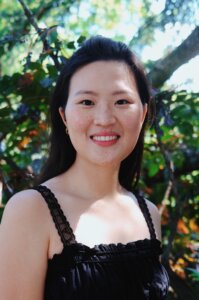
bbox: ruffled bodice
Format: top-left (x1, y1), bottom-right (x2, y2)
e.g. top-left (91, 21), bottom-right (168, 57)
top-left (33, 185), bottom-right (169, 300)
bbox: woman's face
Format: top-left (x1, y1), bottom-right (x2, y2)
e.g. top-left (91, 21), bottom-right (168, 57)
top-left (59, 60), bottom-right (147, 168)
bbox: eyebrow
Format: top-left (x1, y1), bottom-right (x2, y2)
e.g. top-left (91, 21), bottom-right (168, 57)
top-left (74, 89), bottom-right (136, 96)
top-left (74, 90), bottom-right (98, 96)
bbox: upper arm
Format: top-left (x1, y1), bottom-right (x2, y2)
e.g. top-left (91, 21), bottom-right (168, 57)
top-left (0, 189), bottom-right (49, 300)
top-left (145, 199), bottom-right (162, 241)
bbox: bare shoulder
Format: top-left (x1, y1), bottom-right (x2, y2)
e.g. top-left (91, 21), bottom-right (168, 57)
top-left (144, 198), bottom-right (162, 241)
top-left (1, 188), bottom-right (49, 228)
top-left (0, 188), bottom-right (50, 251)
top-left (0, 189), bottom-right (49, 299)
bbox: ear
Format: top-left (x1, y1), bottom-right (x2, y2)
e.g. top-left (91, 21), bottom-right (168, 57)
top-left (58, 106), bottom-right (67, 126)
top-left (141, 103), bottom-right (148, 124)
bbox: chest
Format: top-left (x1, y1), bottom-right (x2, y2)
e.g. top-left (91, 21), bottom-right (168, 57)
top-left (48, 198), bottom-right (150, 256)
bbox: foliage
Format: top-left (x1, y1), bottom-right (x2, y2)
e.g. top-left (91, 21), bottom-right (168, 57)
top-left (142, 90), bottom-right (199, 296)
top-left (130, 0), bottom-right (199, 51)
top-left (0, 1), bottom-right (199, 299)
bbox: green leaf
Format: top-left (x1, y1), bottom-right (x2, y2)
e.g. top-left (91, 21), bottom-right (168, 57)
top-left (0, 120), bottom-right (16, 133)
top-left (148, 164), bottom-right (160, 177)
top-left (77, 35), bottom-right (86, 45)
top-left (179, 122), bottom-right (193, 135)
top-left (67, 41), bottom-right (76, 49)
top-left (187, 268), bottom-right (199, 282)
top-left (0, 107), bottom-right (11, 117)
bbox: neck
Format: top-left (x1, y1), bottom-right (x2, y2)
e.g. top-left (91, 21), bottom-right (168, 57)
top-left (61, 158), bottom-right (122, 200)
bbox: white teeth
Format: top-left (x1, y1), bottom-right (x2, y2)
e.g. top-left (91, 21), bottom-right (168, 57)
top-left (92, 136), bottom-right (118, 141)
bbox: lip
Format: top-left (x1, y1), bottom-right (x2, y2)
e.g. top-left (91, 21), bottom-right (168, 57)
top-left (90, 131), bottom-right (120, 147)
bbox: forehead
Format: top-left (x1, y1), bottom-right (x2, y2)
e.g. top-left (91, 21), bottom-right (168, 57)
top-left (68, 60), bottom-right (138, 94)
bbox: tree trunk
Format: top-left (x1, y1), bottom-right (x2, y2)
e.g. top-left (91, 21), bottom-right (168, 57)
top-left (148, 26), bottom-right (199, 88)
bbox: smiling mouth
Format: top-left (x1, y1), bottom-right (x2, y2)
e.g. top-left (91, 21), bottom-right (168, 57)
top-left (91, 135), bottom-right (120, 141)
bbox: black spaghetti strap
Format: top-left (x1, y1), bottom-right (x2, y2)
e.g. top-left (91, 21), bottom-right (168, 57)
top-left (33, 185), bottom-right (76, 247)
top-left (136, 194), bottom-right (157, 240)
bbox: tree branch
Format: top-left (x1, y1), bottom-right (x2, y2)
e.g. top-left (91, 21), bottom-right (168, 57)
top-left (148, 26), bottom-right (199, 87)
top-left (154, 103), bottom-right (183, 263)
top-left (159, 180), bottom-right (172, 215)
top-left (17, 0), bottom-right (60, 70)
top-left (36, 2), bottom-right (54, 21)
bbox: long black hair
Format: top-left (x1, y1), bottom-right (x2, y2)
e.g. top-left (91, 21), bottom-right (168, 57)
top-left (37, 36), bottom-right (153, 191)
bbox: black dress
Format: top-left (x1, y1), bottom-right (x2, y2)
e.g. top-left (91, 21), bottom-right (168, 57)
top-left (33, 185), bottom-right (169, 300)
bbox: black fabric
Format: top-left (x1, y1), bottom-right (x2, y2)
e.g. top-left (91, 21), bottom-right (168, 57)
top-left (33, 185), bottom-right (169, 300)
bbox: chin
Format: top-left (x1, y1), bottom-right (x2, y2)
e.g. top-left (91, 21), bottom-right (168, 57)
top-left (87, 156), bottom-right (124, 168)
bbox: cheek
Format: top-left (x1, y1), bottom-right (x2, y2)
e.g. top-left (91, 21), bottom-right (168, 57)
top-left (66, 108), bottom-right (90, 132)
top-left (123, 109), bottom-right (144, 133)
top-left (122, 113), bottom-right (144, 158)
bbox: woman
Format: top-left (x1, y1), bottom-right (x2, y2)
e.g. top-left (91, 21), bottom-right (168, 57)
top-left (0, 36), bottom-right (169, 299)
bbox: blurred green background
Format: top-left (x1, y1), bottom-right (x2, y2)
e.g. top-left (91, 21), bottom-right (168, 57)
top-left (0, 1), bottom-right (199, 299)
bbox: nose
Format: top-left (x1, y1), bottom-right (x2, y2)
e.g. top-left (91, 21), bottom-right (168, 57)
top-left (93, 104), bottom-right (116, 127)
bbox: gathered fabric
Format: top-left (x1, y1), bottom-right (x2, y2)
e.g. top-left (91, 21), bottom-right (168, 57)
top-left (33, 185), bottom-right (169, 300)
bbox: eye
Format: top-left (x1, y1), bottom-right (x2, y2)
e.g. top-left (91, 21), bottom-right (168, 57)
top-left (116, 99), bottom-right (130, 105)
top-left (80, 99), bottom-right (94, 106)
